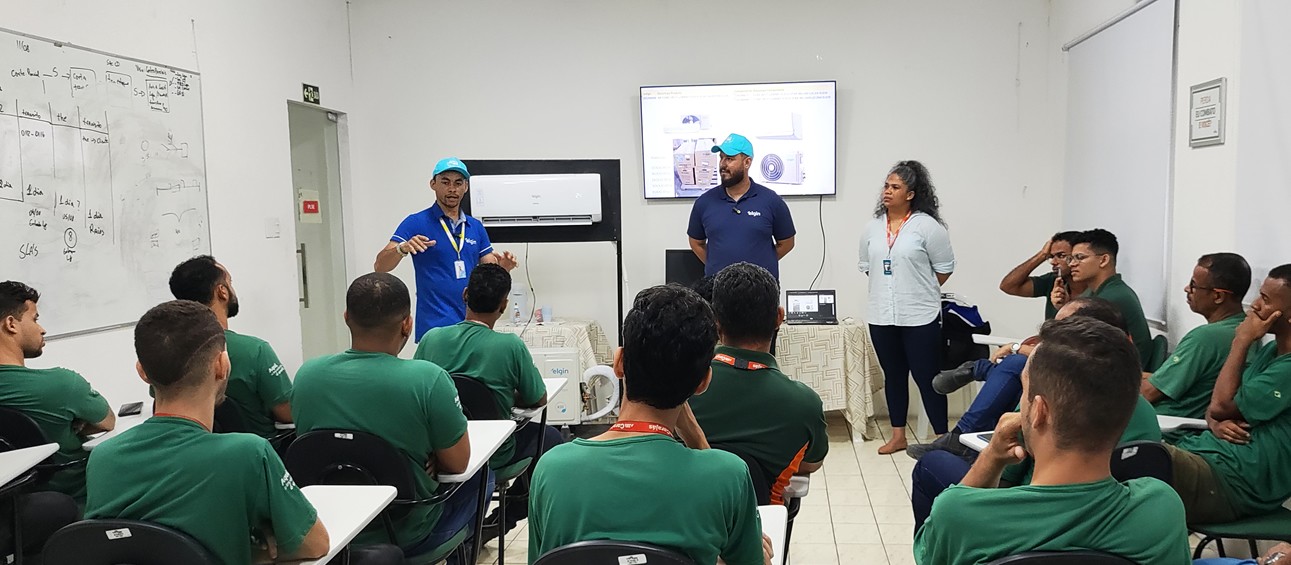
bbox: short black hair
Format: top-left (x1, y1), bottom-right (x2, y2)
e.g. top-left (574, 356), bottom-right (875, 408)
top-left (1051, 231), bottom-right (1082, 245)
top-left (1267, 264), bottom-right (1291, 288)
top-left (465, 263), bottom-right (511, 314)
top-left (1072, 228), bottom-right (1119, 260)
top-left (621, 284), bottom-right (718, 409)
top-left (1198, 253), bottom-right (1252, 297)
top-left (0, 281), bottom-right (39, 321)
top-left (1062, 296), bottom-right (1128, 334)
top-left (1028, 316), bottom-right (1140, 452)
top-left (135, 300), bottom-right (226, 392)
top-left (712, 263), bottom-right (779, 345)
top-left (169, 255), bottom-right (224, 304)
top-left (346, 272), bottom-right (411, 330)
top-left (691, 275), bottom-right (716, 304)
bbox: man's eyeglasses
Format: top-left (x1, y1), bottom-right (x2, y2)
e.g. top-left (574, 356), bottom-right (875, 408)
top-left (1186, 281), bottom-right (1233, 294)
top-left (1064, 253), bottom-right (1103, 265)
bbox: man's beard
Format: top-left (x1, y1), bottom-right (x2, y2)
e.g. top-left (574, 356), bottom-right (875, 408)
top-left (720, 168), bottom-right (746, 188)
top-left (227, 296), bottom-right (240, 318)
top-left (22, 344), bottom-right (43, 359)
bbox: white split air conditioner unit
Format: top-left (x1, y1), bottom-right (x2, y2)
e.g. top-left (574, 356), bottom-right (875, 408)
top-left (470, 173), bottom-right (602, 227)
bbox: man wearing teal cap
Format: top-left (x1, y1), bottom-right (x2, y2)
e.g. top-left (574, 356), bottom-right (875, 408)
top-left (687, 133), bottom-right (796, 281)
top-left (375, 157), bottom-right (517, 340)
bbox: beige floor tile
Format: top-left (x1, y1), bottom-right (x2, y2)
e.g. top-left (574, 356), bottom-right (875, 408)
top-left (832, 521), bottom-right (883, 545)
top-left (791, 521), bottom-right (837, 544)
top-left (885, 544), bottom-right (917, 565)
top-left (871, 504), bottom-right (915, 525)
top-left (866, 482), bottom-right (912, 506)
top-left (827, 461), bottom-right (863, 476)
top-left (787, 542), bottom-right (840, 565)
top-left (824, 474), bottom-right (866, 491)
top-left (829, 504), bottom-right (877, 524)
top-left (835, 543), bottom-right (889, 564)
top-left (794, 503), bottom-right (834, 524)
top-left (822, 488), bottom-right (872, 506)
top-left (878, 522), bottom-right (916, 545)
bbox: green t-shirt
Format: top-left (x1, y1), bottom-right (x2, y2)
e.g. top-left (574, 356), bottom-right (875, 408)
top-left (292, 350), bottom-right (468, 547)
top-left (914, 477), bottom-right (1189, 565)
top-left (1030, 271), bottom-right (1060, 320)
top-left (689, 346), bottom-right (828, 504)
top-left (0, 365), bottom-right (110, 499)
top-left (1149, 313), bottom-right (1245, 419)
top-left (84, 417), bottom-right (317, 565)
top-left (223, 330), bottom-right (293, 438)
top-left (529, 435), bottom-right (764, 565)
top-left (414, 321), bottom-right (546, 468)
top-left (1002, 395), bottom-right (1161, 485)
top-left (1174, 341), bottom-right (1291, 516)
top-left (1087, 274), bottom-right (1154, 368)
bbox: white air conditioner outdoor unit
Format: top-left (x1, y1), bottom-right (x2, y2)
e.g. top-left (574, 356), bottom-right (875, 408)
top-left (469, 173), bottom-right (602, 228)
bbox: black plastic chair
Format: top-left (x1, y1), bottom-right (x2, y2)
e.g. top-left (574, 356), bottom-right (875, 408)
top-left (451, 375), bottom-right (544, 565)
top-left (986, 550), bottom-right (1137, 564)
top-left (533, 540), bottom-right (695, 565)
top-left (721, 448), bottom-right (773, 506)
top-left (0, 408), bottom-right (85, 480)
top-left (41, 519), bottom-right (218, 565)
top-left (1109, 440), bottom-right (1172, 484)
top-left (212, 399), bottom-right (296, 454)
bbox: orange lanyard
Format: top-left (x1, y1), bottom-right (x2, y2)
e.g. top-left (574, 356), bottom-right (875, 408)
top-left (713, 353), bottom-right (769, 371)
top-left (886, 211), bottom-right (912, 250)
top-left (609, 421), bottom-right (674, 437)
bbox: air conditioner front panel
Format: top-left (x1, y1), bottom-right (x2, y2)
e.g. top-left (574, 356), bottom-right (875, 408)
top-left (471, 173), bottom-right (602, 225)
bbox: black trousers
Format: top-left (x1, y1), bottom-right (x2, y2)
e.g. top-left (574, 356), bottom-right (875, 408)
top-left (0, 491), bottom-right (79, 562)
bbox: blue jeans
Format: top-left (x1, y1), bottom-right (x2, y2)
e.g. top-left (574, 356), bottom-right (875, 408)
top-left (870, 321), bottom-right (947, 433)
top-left (953, 355), bottom-right (1027, 433)
top-left (911, 450), bottom-right (972, 535)
top-left (402, 468), bottom-right (496, 562)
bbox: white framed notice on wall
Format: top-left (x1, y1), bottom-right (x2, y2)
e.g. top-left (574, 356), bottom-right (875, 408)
top-left (1190, 78), bottom-right (1226, 147)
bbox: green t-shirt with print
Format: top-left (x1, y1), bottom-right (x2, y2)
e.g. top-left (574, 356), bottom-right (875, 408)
top-left (223, 330), bottom-right (293, 438)
top-left (689, 345), bottom-right (828, 504)
top-left (292, 350), bottom-right (468, 547)
top-left (1174, 341), bottom-right (1291, 516)
top-left (915, 477), bottom-right (1189, 565)
top-left (1087, 274), bottom-right (1154, 368)
top-left (0, 365), bottom-right (110, 500)
top-left (528, 435), bottom-right (764, 565)
top-left (84, 417), bottom-right (317, 565)
top-left (1149, 313), bottom-right (1245, 419)
top-left (414, 321), bottom-right (546, 468)
top-left (1001, 395), bottom-right (1161, 486)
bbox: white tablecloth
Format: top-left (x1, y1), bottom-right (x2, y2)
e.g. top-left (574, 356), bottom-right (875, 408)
top-left (776, 320), bottom-right (883, 440)
top-left (496, 317), bottom-right (613, 371)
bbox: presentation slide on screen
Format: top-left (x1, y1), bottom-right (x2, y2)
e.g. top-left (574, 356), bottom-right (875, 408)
top-left (640, 81), bottom-right (836, 199)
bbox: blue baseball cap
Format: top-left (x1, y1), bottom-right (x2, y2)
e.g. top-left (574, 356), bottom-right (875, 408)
top-left (432, 157), bottom-right (470, 179)
top-left (711, 133), bottom-right (754, 158)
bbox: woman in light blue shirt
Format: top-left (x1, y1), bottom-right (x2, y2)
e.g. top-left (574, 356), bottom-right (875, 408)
top-left (859, 161), bottom-right (956, 454)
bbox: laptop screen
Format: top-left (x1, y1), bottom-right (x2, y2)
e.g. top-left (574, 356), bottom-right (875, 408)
top-left (785, 290), bottom-right (837, 324)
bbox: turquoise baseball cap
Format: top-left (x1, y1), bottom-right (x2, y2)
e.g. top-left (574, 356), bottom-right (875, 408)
top-left (711, 133), bottom-right (754, 158)
top-left (432, 157), bottom-right (470, 179)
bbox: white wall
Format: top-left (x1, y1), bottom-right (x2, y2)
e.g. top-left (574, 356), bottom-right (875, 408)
top-left (348, 0), bottom-right (1066, 346)
top-left (1, 0), bottom-right (357, 405)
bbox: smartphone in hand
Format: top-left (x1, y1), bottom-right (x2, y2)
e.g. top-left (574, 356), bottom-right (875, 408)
top-left (118, 402), bottom-right (144, 417)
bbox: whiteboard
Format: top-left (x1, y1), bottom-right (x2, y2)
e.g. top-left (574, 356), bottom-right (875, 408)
top-left (0, 28), bottom-right (210, 338)
top-left (1063, 0), bottom-right (1175, 323)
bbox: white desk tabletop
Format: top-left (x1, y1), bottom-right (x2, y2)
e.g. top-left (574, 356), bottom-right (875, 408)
top-left (297, 485), bottom-right (396, 565)
top-left (439, 420), bottom-right (516, 483)
top-left (0, 443), bottom-right (58, 487)
top-left (83, 400), bottom-right (153, 450)
top-left (514, 378), bottom-right (570, 420)
top-left (1158, 415), bottom-right (1207, 433)
top-left (759, 504), bottom-right (788, 565)
top-left (960, 431), bottom-right (992, 452)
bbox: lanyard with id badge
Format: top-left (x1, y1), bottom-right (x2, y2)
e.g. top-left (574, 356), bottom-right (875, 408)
top-left (440, 218), bottom-right (468, 279)
top-left (884, 211), bottom-right (911, 276)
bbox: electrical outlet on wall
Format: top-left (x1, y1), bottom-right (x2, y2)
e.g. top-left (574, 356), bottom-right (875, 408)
top-left (264, 217), bottom-right (281, 239)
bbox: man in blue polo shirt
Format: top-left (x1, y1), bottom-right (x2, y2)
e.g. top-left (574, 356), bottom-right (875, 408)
top-left (375, 157), bottom-right (517, 341)
top-left (687, 133), bottom-right (796, 280)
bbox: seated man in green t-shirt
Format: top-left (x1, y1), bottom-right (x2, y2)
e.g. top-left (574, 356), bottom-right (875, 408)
top-left (414, 263), bottom-right (562, 539)
top-left (1144, 253), bottom-right (1252, 421)
top-left (294, 272), bottom-right (488, 562)
top-left (529, 284), bottom-right (771, 565)
top-left (998, 231), bottom-right (1084, 320)
top-left (914, 316), bottom-right (1189, 564)
top-left (169, 255), bottom-right (293, 438)
top-left (0, 281), bottom-right (114, 501)
top-left (689, 262), bottom-right (827, 505)
top-left (1053, 228), bottom-right (1154, 367)
top-left (1166, 265), bottom-right (1291, 523)
top-left (84, 300), bottom-right (342, 565)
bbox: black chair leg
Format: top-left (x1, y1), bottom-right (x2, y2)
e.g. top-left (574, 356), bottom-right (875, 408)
top-left (1217, 537), bottom-right (1227, 557)
top-left (498, 480), bottom-right (507, 565)
top-left (1248, 539), bottom-right (1259, 559)
top-left (12, 495), bottom-right (23, 565)
top-left (380, 510), bottom-right (397, 546)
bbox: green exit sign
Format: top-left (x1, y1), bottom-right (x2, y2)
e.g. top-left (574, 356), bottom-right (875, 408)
top-left (302, 84), bottom-right (320, 105)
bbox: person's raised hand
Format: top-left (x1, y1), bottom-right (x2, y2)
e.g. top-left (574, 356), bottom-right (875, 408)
top-left (984, 412), bottom-right (1028, 466)
top-left (990, 345), bottom-right (1013, 364)
top-left (496, 251), bottom-right (518, 271)
top-left (1050, 282), bottom-right (1069, 309)
top-left (1211, 419), bottom-right (1252, 445)
top-left (1237, 307), bottom-right (1281, 343)
top-left (1039, 239), bottom-right (1053, 259)
top-left (403, 235), bottom-right (435, 255)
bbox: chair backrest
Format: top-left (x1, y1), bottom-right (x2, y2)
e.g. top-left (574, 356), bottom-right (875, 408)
top-left (452, 375), bottom-right (505, 421)
top-left (1109, 440), bottom-right (1172, 484)
top-left (987, 551), bottom-right (1138, 564)
top-left (0, 406), bottom-right (48, 452)
top-left (212, 399), bottom-right (250, 434)
top-left (533, 540), bottom-right (695, 565)
top-left (714, 446), bottom-right (772, 506)
top-left (1145, 334), bottom-right (1170, 372)
top-left (284, 429), bottom-right (419, 503)
top-left (42, 519), bottom-right (219, 565)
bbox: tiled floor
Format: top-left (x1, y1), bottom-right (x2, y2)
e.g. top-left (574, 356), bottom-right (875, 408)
top-left (473, 413), bottom-right (1239, 565)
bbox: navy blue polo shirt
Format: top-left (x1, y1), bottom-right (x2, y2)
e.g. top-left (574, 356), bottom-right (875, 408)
top-left (686, 181), bottom-right (795, 279)
top-left (392, 203), bottom-right (494, 340)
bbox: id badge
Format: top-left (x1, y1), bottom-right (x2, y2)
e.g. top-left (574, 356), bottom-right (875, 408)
top-left (882, 259), bottom-right (893, 275)
top-left (454, 260), bottom-right (467, 280)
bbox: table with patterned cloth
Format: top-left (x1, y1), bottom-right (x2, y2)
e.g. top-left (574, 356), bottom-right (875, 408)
top-left (495, 317), bottom-right (614, 371)
top-left (775, 320), bottom-right (884, 440)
